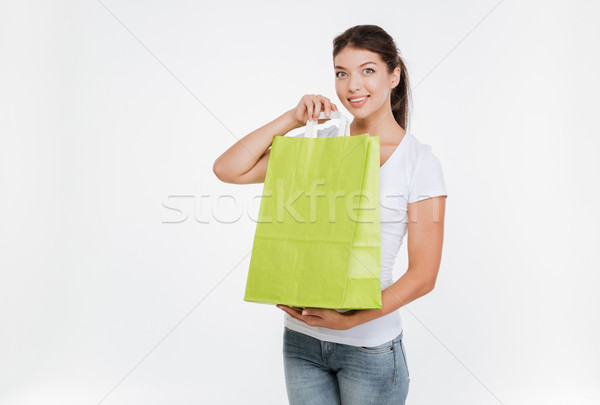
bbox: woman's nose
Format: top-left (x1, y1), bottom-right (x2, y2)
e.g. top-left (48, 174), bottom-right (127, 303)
top-left (347, 74), bottom-right (363, 92)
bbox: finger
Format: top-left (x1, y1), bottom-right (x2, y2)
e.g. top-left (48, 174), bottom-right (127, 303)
top-left (323, 99), bottom-right (332, 117)
top-left (303, 308), bottom-right (323, 318)
top-left (297, 104), bottom-right (307, 124)
top-left (306, 101), bottom-right (314, 123)
top-left (282, 307), bottom-right (308, 323)
top-left (278, 305), bottom-right (301, 314)
top-left (313, 100), bottom-right (322, 121)
top-left (278, 305), bottom-right (302, 316)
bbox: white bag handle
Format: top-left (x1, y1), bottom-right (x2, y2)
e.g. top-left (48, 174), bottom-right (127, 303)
top-left (304, 111), bottom-right (350, 138)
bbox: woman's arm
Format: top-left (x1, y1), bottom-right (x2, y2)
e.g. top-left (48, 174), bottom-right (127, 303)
top-left (345, 195), bottom-right (447, 328)
top-left (213, 95), bottom-right (339, 184)
top-left (212, 109), bottom-right (301, 184)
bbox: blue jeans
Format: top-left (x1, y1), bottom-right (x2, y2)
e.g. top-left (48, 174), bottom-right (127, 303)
top-left (283, 326), bottom-right (410, 404)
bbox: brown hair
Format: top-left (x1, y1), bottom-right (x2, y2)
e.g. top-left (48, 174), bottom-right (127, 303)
top-left (333, 25), bottom-right (412, 130)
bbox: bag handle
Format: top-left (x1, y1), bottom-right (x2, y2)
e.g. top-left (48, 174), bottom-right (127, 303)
top-left (304, 111), bottom-right (350, 138)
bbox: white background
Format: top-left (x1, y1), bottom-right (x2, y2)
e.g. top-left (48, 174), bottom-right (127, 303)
top-left (1, 0), bottom-right (599, 404)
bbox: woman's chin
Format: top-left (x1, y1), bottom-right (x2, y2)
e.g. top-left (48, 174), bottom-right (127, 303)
top-left (350, 110), bottom-right (371, 120)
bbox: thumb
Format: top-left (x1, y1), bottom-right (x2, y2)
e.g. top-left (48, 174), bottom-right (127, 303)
top-left (302, 308), bottom-right (320, 316)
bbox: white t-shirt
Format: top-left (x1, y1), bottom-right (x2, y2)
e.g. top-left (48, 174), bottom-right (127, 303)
top-left (284, 125), bottom-right (448, 346)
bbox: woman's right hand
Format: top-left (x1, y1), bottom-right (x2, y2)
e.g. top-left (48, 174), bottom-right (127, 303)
top-left (290, 94), bottom-right (339, 127)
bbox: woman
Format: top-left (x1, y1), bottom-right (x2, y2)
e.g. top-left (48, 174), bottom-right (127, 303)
top-left (213, 24), bottom-right (447, 405)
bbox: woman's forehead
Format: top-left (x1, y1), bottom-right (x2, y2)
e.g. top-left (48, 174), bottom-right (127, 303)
top-left (334, 48), bottom-right (383, 68)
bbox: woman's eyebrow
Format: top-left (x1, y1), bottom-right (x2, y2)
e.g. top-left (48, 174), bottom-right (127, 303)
top-left (334, 61), bottom-right (377, 70)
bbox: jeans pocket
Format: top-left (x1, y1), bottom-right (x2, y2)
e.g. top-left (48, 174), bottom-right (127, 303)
top-left (399, 338), bottom-right (410, 378)
top-left (354, 340), bottom-right (395, 354)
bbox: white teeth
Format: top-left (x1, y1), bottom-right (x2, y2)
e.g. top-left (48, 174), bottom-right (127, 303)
top-left (350, 96), bottom-right (367, 102)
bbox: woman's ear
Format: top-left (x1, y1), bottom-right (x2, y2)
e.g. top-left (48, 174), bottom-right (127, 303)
top-left (391, 66), bottom-right (401, 87)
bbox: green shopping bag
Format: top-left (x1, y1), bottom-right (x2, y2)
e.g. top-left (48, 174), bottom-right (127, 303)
top-left (244, 112), bottom-right (381, 309)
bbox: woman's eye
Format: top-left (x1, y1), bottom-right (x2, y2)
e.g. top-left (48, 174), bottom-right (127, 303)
top-left (336, 69), bottom-right (373, 78)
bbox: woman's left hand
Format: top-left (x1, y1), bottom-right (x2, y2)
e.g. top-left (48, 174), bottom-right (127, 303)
top-left (276, 305), bottom-right (356, 330)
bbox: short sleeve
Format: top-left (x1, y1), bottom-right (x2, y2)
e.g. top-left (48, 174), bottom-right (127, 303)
top-left (408, 145), bottom-right (448, 203)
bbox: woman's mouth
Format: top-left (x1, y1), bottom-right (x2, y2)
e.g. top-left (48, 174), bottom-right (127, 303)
top-left (348, 95), bottom-right (369, 108)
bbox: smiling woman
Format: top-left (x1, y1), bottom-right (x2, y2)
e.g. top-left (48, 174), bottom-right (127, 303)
top-left (213, 24), bottom-right (447, 405)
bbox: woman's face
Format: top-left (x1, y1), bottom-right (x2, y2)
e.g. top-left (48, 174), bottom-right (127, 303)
top-left (334, 47), bottom-right (397, 120)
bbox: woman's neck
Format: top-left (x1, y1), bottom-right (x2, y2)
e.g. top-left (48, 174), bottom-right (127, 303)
top-left (350, 108), bottom-right (405, 142)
